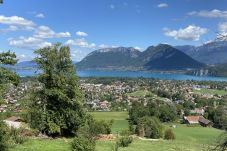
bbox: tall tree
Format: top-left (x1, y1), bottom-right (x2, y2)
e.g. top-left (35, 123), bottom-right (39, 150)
top-left (0, 51), bottom-right (19, 104)
top-left (28, 44), bottom-right (85, 136)
top-left (0, 51), bottom-right (18, 151)
top-left (0, 51), bottom-right (19, 85)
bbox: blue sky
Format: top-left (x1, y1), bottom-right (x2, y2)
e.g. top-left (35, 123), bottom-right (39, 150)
top-left (0, 0), bottom-right (227, 61)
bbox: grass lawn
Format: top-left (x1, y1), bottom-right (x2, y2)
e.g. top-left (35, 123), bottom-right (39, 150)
top-left (9, 112), bottom-right (224, 151)
top-left (90, 112), bottom-right (129, 133)
top-left (193, 88), bottom-right (227, 95)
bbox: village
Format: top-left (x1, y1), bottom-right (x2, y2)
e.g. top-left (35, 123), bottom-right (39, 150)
top-left (1, 77), bottom-right (227, 129)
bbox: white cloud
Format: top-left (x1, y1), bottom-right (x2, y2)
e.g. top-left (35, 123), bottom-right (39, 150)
top-left (65, 38), bottom-right (96, 48)
top-left (110, 4), bottom-right (115, 9)
top-left (218, 22), bottom-right (227, 39)
top-left (34, 25), bottom-right (71, 38)
top-left (99, 44), bottom-right (109, 48)
top-left (9, 36), bottom-right (52, 49)
top-left (0, 15), bottom-right (35, 26)
top-left (188, 9), bottom-right (227, 18)
top-left (219, 22), bottom-right (227, 33)
top-left (163, 25), bottom-right (208, 41)
top-left (76, 31), bottom-right (88, 37)
top-left (35, 13), bottom-right (45, 18)
top-left (157, 3), bottom-right (168, 8)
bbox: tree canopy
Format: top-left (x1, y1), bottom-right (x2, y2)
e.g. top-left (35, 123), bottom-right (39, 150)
top-left (28, 44), bottom-right (85, 136)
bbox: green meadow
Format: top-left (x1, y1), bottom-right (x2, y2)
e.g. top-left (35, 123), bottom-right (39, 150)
top-left (193, 88), bottom-right (227, 96)
top-left (9, 112), bottom-right (223, 151)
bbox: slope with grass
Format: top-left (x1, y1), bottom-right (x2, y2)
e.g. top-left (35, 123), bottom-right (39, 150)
top-left (9, 112), bottom-right (223, 151)
top-left (90, 112), bottom-right (129, 133)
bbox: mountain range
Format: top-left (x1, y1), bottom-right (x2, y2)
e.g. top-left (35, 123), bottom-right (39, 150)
top-left (9, 41), bottom-right (227, 76)
top-left (77, 44), bottom-right (205, 71)
top-left (175, 41), bottom-right (227, 65)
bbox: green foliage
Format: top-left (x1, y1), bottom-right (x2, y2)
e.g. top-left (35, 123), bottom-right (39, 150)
top-left (0, 51), bottom-right (19, 86)
top-left (158, 104), bottom-right (177, 122)
top-left (206, 106), bottom-right (227, 130)
top-left (28, 44), bottom-right (85, 136)
top-left (116, 136), bottom-right (133, 147)
top-left (8, 127), bottom-right (26, 145)
top-left (0, 121), bottom-right (27, 151)
top-left (0, 51), bottom-right (17, 65)
top-left (164, 128), bottom-right (175, 140)
top-left (71, 136), bottom-right (95, 151)
top-left (128, 120), bottom-right (134, 135)
top-left (0, 121), bottom-right (9, 151)
top-left (129, 102), bottom-right (149, 124)
top-left (136, 116), bottom-right (163, 139)
top-left (129, 101), bottom-right (177, 124)
top-left (212, 132), bottom-right (227, 151)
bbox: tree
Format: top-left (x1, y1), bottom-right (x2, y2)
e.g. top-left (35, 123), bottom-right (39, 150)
top-left (136, 116), bottom-right (163, 139)
top-left (0, 121), bottom-right (9, 151)
top-left (0, 51), bottom-right (19, 86)
top-left (28, 44), bottom-right (85, 136)
top-left (0, 51), bottom-right (18, 150)
top-left (158, 104), bottom-right (177, 122)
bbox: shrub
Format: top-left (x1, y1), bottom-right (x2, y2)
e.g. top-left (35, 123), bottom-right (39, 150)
top-left (117, 136), bottom-right (133, 147)
top-left (71, 136), bottom-right (95, 151)
top-left (9, 127), bottom-right (26, 144)
top-left (136, 116), bottom-right (163, 139)
top-left (164, 129), bottom-right (175, 140)
top-left (0, 121), bottom-right (9, 151)
top-left (119, 129), bottom-right (131, 136)
top-left (78, 115), bottom-right (113, 138)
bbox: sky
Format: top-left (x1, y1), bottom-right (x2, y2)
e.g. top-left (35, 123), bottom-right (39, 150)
top-left (0, 0), bottom-right (227, 62)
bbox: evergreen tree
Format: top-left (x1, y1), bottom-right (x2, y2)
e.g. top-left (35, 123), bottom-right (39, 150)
top-left (28, 44), bottom-right (85, 136)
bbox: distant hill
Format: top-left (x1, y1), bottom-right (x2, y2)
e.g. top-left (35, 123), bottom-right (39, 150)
top-left (142, 44), bottom-right (205, 70)
top-left (76, 47), bottom-right (142, 70)
top-left (175, 41), bottom-right (227, 65)
top-left (16, 61), bottom-right (38, 68)
top-left (77, 44), bottom-right (205, 71)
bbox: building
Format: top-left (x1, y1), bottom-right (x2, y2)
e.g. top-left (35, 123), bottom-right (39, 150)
top-left (183, 116), bottom-right (212, 127)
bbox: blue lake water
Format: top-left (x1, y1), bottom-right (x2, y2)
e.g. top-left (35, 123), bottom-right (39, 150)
top-left (15, 69), bottom-right (227, 82)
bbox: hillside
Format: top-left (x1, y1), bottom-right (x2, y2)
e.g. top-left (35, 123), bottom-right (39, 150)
top-left (76, 47), bottom-right (142, 70)
top-left (142, 44), bottom-right (205, 70)
top-left (176, 41), bottom-right (227, 65)
top-left (77, 44), bottom-right (205, 71)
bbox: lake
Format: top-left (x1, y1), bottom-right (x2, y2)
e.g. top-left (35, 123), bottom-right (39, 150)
top-left (15, 69), bottom-right (227, 81)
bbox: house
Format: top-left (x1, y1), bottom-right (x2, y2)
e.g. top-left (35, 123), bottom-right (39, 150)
top-left (3, 116), bottom-right (23, 129)
top-left (198, 117), bottom-right (212, 127)
top-left (184, 116), bottom-right (200, 124)
top-left (183, 116), bottom-right (212, 127)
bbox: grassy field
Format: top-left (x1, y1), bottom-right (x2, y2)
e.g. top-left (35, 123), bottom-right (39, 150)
top-left (90, 112), bottom-right (129, 133)
top-left (9, 112), bottom-right (223, 151)
top-left (193, 88), bottom-right (227, 95)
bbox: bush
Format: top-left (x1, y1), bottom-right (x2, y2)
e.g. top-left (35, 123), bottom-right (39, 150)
top-left (119, 129), bottom-right (131, 136)
top-left (9, 127), bottom-right (26, 144)
top-left (71, 136), bottom-right (95, 151)
top-left (117, 136), bottom-right (133, 147)
top-left (0, 121), bottom-right (9, 151)
top-left (136, 116), bottom-right (163, 139)
top-left (78, 115), bottom-right (113, 138)
top-left (164, 129), bottom-right (175, 140)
